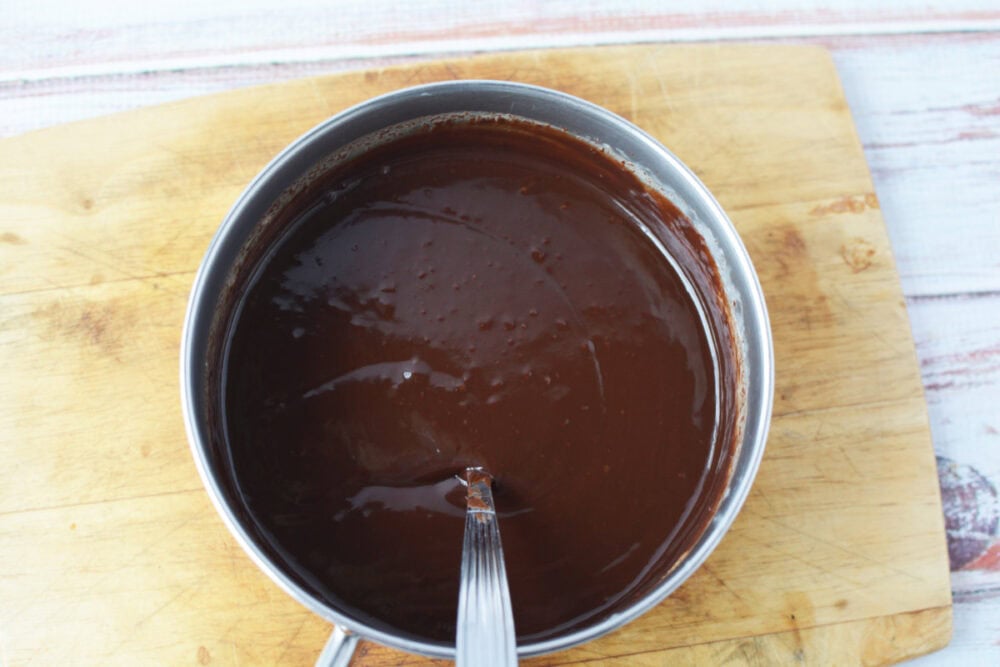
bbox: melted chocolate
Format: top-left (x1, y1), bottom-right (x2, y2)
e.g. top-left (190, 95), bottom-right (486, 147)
top-left (214, 117), bottom-right (737, 645)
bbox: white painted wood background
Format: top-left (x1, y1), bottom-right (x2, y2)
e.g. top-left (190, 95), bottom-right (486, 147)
top-left (3, 1), bottom-right (999, 664)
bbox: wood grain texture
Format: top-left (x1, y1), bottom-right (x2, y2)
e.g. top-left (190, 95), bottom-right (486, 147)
top-left (0, 44), bottom-right (951, 665)
top-left (5, 32), bottom-right (998, 300)
top-left (830, 33), bottom-right (1000, 299)
top-left (6, 0), bottom-right (1000, 81)
top-left (355, 606), bottom-right (952, 666)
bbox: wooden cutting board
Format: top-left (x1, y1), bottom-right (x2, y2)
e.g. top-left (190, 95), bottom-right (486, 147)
top-left (0, 44), bottom-right (951, 666)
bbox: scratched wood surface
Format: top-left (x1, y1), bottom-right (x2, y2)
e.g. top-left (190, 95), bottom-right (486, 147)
top-left (0, 44), bottom-right (952, 666)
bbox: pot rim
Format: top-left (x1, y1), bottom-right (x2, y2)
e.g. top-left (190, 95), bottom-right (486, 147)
top-left (180, 79), bottom-right (774, 659)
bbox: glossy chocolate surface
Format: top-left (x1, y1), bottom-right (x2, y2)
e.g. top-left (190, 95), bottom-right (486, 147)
top-left (215, 117), bottom-right (737, 643)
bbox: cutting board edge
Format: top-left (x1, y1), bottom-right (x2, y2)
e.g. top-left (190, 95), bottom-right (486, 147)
top-left (520, 604), bottom-right (954, 666)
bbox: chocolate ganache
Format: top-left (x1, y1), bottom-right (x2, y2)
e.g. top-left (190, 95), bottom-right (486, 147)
top-left (211, 115), bottom-right (739, 644)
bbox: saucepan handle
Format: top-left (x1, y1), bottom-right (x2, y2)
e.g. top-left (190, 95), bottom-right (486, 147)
top-left (315, 625), bottom-right (359, 667)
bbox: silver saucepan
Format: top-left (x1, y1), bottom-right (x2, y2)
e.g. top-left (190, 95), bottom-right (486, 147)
top-left (180, 81), bottom-right (773, 665)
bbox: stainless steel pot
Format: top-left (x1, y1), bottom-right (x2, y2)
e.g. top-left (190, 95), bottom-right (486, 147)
top-left (180, 80), bottom-right (774, 665)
